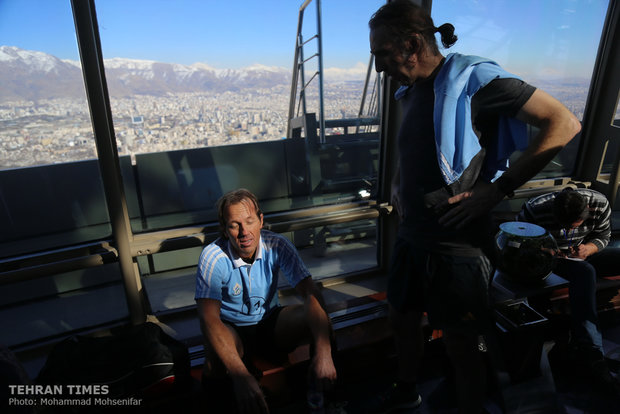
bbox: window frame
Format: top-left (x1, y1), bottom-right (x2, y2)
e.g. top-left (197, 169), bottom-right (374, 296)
top-left (2, 0), bottom-right (619, 349)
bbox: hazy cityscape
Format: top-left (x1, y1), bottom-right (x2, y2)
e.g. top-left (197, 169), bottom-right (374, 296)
top-left (0, 81), bottom-right (380, 170)
top-left (0, 45), bottom-right (594, 171)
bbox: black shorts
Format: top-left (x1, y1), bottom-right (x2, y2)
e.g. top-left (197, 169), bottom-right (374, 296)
top-left (232, 306), bottom-right (287, 361)
top-left (388, 237), bottom-right (492, 333)
top-left (203, 306), bottom-right (288, 378)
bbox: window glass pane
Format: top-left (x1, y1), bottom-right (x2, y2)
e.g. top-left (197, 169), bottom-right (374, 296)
top-left (297, 220), bottom-right (378, 280)
top-left (90, 0), bottom-right (386, 313)
top-left (600, 138), bottom-right (620, 176)
top-left (0, 2), bottom-right (111, 257)
top-left (94, 0), bottom-right (384, 233)
top-left (431, 0), bottom-right (608, 178)
top-left (1, 264), bottom-right (128, 348)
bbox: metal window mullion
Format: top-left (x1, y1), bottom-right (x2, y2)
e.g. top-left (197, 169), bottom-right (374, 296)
top-left (357, 55), bottom-right (375, 133)
top-left (315, 0), bottom-right (325, 144)
top-left (287, 8), bottom-right (306, 136)
top-left (71, 0), bottom-right (146, 325)
top-left (575, 1), bottom-right (620, 211)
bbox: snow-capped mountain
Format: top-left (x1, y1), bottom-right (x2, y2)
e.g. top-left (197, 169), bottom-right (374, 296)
top-left (1, 46), bottom-right (86, 102)
top-left (0, 46), bottom-right (292, 102)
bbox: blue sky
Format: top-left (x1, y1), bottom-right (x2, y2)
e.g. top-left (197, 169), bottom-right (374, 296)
top-left (0, 0), bottom-right (609, 79)
top-left (432, 0), bottom-right (609, 79)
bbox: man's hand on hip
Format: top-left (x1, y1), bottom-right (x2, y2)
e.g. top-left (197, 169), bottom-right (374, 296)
top-left (437, 181), bottom-right (505, 229)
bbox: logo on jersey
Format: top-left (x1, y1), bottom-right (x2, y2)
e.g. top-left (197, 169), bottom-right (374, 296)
top-left (243, 296), bottom-right (266, 315)
top-left (232, 283), bottom-right (242, 296)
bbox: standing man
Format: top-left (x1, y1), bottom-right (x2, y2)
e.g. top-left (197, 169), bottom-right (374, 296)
top-left (518, 187), bottom-right (620, 393)
top-left (195, 188), bottom-right (337, 414)
top-left (368, 0), bottom-right (580, 412)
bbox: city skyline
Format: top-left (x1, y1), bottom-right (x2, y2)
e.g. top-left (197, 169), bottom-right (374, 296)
top-left (0, 0), bottom-right (610, 170)
top-left (0, 46), bottom-right (376, 169)
top-left (0, 0), bottom-right (609, 80)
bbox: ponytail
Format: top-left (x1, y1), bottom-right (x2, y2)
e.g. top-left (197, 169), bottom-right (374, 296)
top-left (436, 23), bottom-right (458, 48)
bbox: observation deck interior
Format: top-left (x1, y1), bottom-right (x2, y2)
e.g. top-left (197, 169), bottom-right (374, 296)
top-left (2, 1), bottom-right (620, 413)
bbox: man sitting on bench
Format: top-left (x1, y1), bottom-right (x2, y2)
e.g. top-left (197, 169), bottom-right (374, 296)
top-left (195, 188), bottom-right (337, 413)
top-left (517, 187), bottom-right (620, 393)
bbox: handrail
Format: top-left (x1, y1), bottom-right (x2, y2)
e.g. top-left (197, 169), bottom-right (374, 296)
top-left (0, 201), bottom-right (387, 286)
top-left (324, 117), bottom-right (380, 128)
top-left (287, 0), bottom-right (325, 143)
top-left (357, 55), bottom-right (381, 134)
top-left (1, 176), bottom-right (584, 287)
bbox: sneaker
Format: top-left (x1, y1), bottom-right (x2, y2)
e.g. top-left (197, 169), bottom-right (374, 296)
top-left (367, 381), bottom-right (422, 413)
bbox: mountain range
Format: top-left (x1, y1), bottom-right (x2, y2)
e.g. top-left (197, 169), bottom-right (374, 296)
top-left (0, 46), bottom-right (295, 103)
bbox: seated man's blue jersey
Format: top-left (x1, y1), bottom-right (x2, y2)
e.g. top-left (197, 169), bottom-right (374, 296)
top-left (195, 229), bottom-right (311, 326)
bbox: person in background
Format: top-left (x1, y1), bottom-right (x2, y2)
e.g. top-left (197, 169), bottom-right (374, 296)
top-left (195, 188), bottom-right (337, 413)
top-left (368, 0), bottom-right (580, 412)
top-left (518, 187), bottom-right (620, 393)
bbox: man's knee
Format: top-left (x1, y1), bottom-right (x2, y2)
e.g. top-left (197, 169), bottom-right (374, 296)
top-left (273, 305), bottom-right (312, 349)
top-left (557, 260), bottom-right (597, 282)
top-left (588, 247), bottom-right (620, 277)
top-left (273, 304), bottom-right (337, 364)
top-left (582, 262), bottom-right (597, 280)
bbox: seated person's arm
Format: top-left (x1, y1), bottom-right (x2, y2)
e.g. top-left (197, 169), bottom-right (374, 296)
top-left (571, 242), bottom-right (599, 259)
top-left (573, 197), bottom-right (611, 259)
top-left (583, 200), bottom-right (612, 253)
top-left (197, 298), bottom-right (269, 414)
top-left (295, 277), bottom-right (337, 384)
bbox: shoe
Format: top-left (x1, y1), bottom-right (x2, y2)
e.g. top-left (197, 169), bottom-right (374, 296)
top-left (367, 381), bottom-right (422, 413)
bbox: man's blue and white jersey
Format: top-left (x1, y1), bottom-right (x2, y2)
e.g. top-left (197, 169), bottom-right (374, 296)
top-left (195, 229), bottom-right (311, 326)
